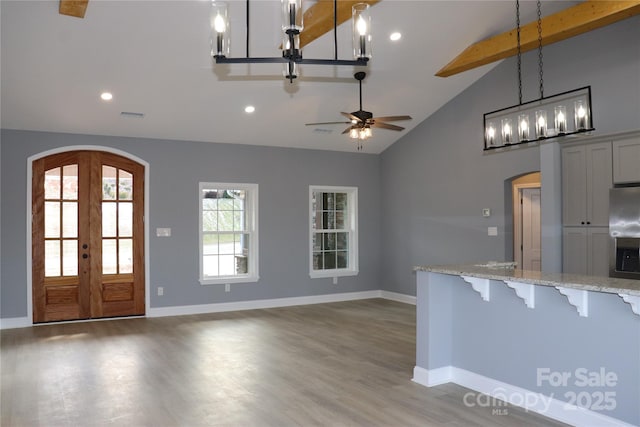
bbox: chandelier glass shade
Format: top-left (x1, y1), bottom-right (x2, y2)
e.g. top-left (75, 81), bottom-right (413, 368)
top-left (484, 86), bottom-right (593, 150)
top-left (210, 0), bottom-right (371, 82)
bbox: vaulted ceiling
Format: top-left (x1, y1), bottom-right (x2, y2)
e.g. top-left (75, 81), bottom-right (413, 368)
top-left (3, 0), bottom-right (633, 153)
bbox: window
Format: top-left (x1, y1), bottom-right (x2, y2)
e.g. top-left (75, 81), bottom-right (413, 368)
top-left (309, 186), bottom-right (358, 278)
top-left (199, 183), bottom-right (258, 284)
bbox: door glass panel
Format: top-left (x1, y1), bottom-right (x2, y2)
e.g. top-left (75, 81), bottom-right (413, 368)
top-left (62, 202), bottom-right (78, 238)
top-left (45, 241), bottom-right (61, 277)
top-left (62, 240), bottom-right (78, 276)
top-left (119, 239), bottom-right (133, 274)
top-left (102, 166), bottom-right (117, 200)
top-left (119, 202), bottom-right (133, 237)
top-left (45, 168), bottom-right (61, 199)
top-left (119, 170), bottom-right (133, 200)
top-left (102, 202), bottom-right (117, 237)
top-left (44, 202), bottom-right (60, 238)
top-left (62, 165), bottom-right (78, 200)
top-left (102, 240), bottom-right (117, 274)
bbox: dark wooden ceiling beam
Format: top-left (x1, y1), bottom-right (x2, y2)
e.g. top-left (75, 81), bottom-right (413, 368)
top-left (436, 0), bottom-right (640, 77)
top-left (59, 0), bottom-right (89, 18)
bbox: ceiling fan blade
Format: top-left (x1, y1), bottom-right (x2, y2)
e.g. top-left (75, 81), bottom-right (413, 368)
top-left (59, 0), bottom-right (88, 18)
top-left (306, 121), bottom-right (351, 126)
top-left (372, 122), bottom-right (405, 131)
top-left (372, 115), bottom-right (412, 122)
top-left (342, 127), bottom-right (354, 135)
top-left (341, 112), bottom-right (360, 122)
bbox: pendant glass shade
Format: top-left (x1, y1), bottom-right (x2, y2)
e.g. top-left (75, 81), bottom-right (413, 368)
top-left (574, 99), bottom-right (589, 131)
top-left (282, 0), bottom-right (303, 33)
top-left (535, 110), bottom-right (548, 138)
top-left (501, 118), bottom-right (513, 144)
top-left (554, 105), bottom-right (567, 134)
top-left (210, 2), bottom-right (230, 58)
top-left (283, 61), bottom-right (299, 80)
top-left (486, 122), bottom-right (497, 147)
top-left (352, 3), bottom-right (372, 59)
top-left (518, 114), bottom-right (530, 142)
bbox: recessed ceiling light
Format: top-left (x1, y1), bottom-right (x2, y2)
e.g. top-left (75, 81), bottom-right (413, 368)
top-left (100, 92), bottom-right (113, 101)
top-left (245, 105), bottom-right (255, 113)
top-left (390, 32), bottom-right (402, 41)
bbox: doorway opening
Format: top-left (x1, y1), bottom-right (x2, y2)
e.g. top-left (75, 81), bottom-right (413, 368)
top-left (512, 172), bottom-right (541, 271)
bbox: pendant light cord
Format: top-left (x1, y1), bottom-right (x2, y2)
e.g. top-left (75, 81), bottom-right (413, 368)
top-left (516, 0), bottom-right (522, 105)
top-left (334, 0), bottom-right (338, 61)
top-left (537, 0), bottom-right (544, 99)
top-left (246, 0), bottom-right (250, 57)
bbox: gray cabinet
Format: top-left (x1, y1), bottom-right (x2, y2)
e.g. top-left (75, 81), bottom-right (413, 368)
top-left (562, 227), bottom-right (609, 277)
top-left (613, 137), bottom-right (640, 184)
top-left (561, 142), bottom-right (612, 276)
top-left (562, 142), bottom-right (612, 227)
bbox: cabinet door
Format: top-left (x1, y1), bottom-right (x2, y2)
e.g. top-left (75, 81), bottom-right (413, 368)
top-left (613, 137), bottom-right (640, 184)
top-left (588, 227), bottom-right (610, 277)
top-left (586, 142), bottom-right (612, 226)
top-left (563, 227), bottom-right (588, 275)
top-left (562, 147), bottom-right (587, 226)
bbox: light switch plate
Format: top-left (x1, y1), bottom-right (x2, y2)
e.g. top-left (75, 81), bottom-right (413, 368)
top-left (482, 208), bottom-right (491, 217)
top-left (488, 226), bottom-right (498, 236)
top-left (156, 228), bottom-right (171, 237)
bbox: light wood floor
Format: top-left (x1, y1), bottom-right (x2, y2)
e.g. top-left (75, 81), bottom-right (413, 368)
top-left (1, 299), bottom-right (566, 426)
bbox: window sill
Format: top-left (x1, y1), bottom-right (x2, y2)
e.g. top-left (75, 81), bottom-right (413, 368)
top-left (309, 270), bottom-right (358, 279)
top-left (199, 275), bottom-right (259, 285)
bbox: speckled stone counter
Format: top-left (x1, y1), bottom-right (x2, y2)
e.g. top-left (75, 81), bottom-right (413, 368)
top-left (414, 263), bottom-right (640, 296)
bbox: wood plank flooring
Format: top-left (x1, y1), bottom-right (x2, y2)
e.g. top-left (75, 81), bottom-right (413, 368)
top-left (1, 299), bottom-right (566, 426)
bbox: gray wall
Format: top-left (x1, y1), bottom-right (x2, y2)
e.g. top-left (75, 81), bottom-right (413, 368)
top-left (0, 131), bottom-right (382, 318)
top-left (380, 16), bottom-right (640, 295)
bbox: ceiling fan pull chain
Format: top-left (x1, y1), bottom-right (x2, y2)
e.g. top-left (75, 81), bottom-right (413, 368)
top-left (537, 0), bottom-right (544, 99)
top-left (516, 0), bottom-right (523, 105)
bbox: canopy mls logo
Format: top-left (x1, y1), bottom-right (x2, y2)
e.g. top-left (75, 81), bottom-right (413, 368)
top-left (462, 367), bottom-right (619, 416)
top-left (537, 367), bottom-right (618, 412)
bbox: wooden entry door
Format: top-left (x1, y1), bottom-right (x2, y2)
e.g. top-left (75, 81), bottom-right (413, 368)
top-left (32, 151), bottom-right (145, 323)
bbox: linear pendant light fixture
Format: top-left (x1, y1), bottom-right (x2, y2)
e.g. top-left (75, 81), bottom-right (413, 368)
top-left (483, 1), bottom-right (594, 151)
top-left (210, 0), bottom-right (372, 83)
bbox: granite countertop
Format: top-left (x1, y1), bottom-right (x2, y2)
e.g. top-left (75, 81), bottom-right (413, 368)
top-left (415, 263), bottom-right (640, 297)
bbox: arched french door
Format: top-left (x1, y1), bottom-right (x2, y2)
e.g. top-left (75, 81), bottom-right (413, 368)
top-left (32, 150), bottom-right (145, 323)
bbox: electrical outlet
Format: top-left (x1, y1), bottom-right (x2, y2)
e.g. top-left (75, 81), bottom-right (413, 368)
top-left (225, 283), bottom-right (230, 292)
top-left (332, 277), bottom-right (338, 285)
top-left (157, 286), bottom-right (164, 296)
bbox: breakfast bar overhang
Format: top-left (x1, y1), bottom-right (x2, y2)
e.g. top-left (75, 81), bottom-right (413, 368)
top-left (413, 264), bottom-right (640, 426)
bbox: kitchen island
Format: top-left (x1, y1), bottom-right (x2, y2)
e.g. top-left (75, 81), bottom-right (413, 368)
top-left (413, 264), bottom-right (640, 426)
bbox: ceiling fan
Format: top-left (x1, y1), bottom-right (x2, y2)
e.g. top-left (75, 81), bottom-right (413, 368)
top-left (306, 71), bottom-right (412, 145)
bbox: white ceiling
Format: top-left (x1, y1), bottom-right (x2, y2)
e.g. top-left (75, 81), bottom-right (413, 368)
top-left (1, 0), bottom-right (578, 153)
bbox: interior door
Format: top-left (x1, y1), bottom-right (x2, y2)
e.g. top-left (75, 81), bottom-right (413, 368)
top-left (32, 150), bottom-right (145, 323)
top-left (521, 187), bottom-right (541, 271)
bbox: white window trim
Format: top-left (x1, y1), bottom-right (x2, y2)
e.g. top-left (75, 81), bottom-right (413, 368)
top-left (199, 182), bottom-right (259, 285)
top-left (309, 185), bottom-right (359, 279)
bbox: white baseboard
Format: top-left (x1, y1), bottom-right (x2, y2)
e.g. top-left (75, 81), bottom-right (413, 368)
top-left (147, 290), bottom-right (387, 318)
top-left (0, 290), bottom-right (416, 329)
top-left (412, 365), bottom-right (634, 427)
top-left (380, 290), bottom-right (416, 305)
top-left (0, 316), bottom-right (30, 330)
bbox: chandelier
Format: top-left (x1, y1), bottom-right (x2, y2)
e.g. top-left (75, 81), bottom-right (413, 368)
top-left (483, 1), bottom-right (594, 151)
top-left (210, 0), bottom-right (372, 83)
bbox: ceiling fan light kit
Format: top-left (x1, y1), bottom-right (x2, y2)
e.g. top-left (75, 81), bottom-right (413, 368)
top-left (210, 0), bottom-right (372, 82)
top-left (306, 71), bottom-right (412, 151)
top-left (483, 0), bottom-right (594, 151)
